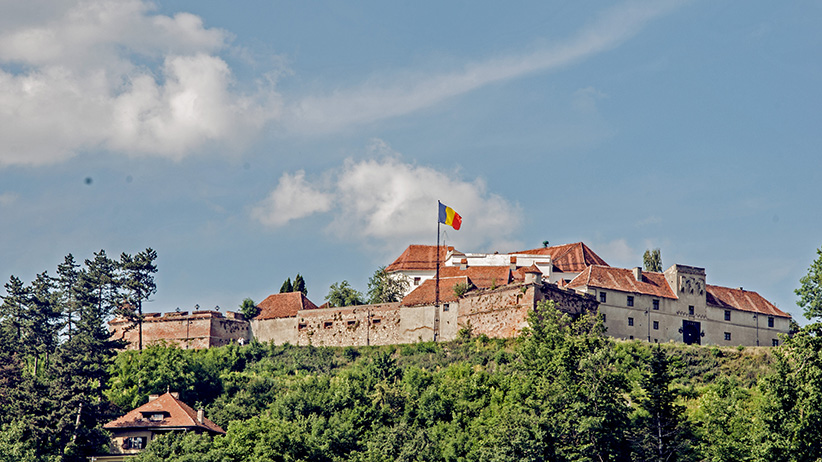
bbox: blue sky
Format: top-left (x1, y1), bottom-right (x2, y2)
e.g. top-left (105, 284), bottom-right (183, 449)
top-left (1, 0), bottom-right (820, 322)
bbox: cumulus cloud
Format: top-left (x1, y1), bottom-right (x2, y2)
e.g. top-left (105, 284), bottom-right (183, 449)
top-left (252, 142), bottom-right (522, 251)
top-left (251, 170), bottom-right (333, 228)
top-left (0, 0), bottom-right (280, 167)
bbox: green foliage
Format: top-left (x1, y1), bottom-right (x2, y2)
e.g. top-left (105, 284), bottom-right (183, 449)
top-left (293, 273), bottom-right (307, 296)
top-left (452, 282), bottom-right (470, 298)
top-left (238, 297), bottom-right (258, 319)
top-left (366, 266), bottom-right (409, 304)
top-left (643, 248), bottom-right (663, 272)
top-left (757, 322), bottom-right (822, 461)
top-left (796, 246), bottom-right (822, 320)
top-left (279, 277), bottom-right (292, 293)
top-left (325, 280), bottom-right (364, 307)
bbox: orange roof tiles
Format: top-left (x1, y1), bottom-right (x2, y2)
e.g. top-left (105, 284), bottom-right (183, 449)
top-left (104, 392), bottom-right (224, 434)
top-left (386, 245), bottom-right (455, 272)
top-left (512, 264), bottom-right (541, 281)
top-left (706, 285), bottom-right (790, 318)
top-left (511, 242), bottom-right (608, 273)
top-left (566, 266), bottom-right (677, 299)
top-left (255, 292), bottom-right (319, 320)
top-left (401, 276), bottom-right (468, 306)
top-left (439, 266), bottom-right (511, 289)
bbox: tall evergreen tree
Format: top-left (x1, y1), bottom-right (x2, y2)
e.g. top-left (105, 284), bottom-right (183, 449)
top-left (293, 273), bottom-right (307, 296)
top-left (25, 272), bottom-right (61, 376)
top-left (0, 275), bottom-right (28, 343)
top-left (280, 278), bottom-right (293, 293)
top-left (56, 254), bottom-right (81, 341)
top-left (631, 346), bottom-right (695, 461)
top-left (118, 248), bottom-right (158, 350)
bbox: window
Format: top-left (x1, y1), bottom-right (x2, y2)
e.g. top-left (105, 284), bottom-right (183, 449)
top-left (600, 291), bottom-right (607, 303)
top-left (122, 437), bottom-right (147, 450)
top-left (149, 413), bottom-right (165, 422)
top-left (601, 313), bottom-right (606, 323)
top-left (443, 303), bottom-right (449, 312)
top-left (654, 338), bottom-right (658, 343)
top-left (653, 321), bottom-right (659, 330)
top-left (629, 335), bottom-right (634, 340)
top-left (688, 305), bottom-right (695, 316)
top-left (372, 318), bottom-right (381, 325)
top-left (627, 295), bottom-right (634, 307)
top-left (347, 320), bottom-right (356, 326)
top-left (323, 321), bottom-right (333, 329)
top-left (724, 332), bottom-right (731, 341)
top-left (772, 339), bottom-right (779, 347)
top-left (628, 317), bottom-right (634, 327)
top-left (768, 317), bottom-right (774, 328)
top-left (413, 277), bottom-right (421, 286)
top-left (724, 310), bottom-right (731, 321)
top-left (653, 299), bottom-right (659, 310)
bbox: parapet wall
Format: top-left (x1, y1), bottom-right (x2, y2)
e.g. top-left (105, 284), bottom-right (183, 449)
top-left (110, 310), bottom-right (250, 350)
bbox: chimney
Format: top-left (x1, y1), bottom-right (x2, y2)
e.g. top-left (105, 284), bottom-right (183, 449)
top-left (633, 267), bottom-right (642, 282)
top-left (460, 258), bottom-right (468, 271)
top-left (148, 394), bottom-right (159, 402)
top-left (509, 256), bottom-right (517, 270)
top-left (197, 408), bottom-right (204, 424)
top-left (524, 268), bottom-right (542, 285)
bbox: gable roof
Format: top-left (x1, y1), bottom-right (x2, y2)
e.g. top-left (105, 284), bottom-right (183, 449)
top-left (511, 242), bottom-right (608, 273)
top-left (566, 266), bottom-right (677, 299)
top-left (401, 276), bottom-right (468, 307)
top-left (439, 266), bottom-right (511, 288)
top-left (386, 245), bottom-right (455, 272)
top-left (706, 285), bottom-right (790, 318)
top-left (103, 392), bottom-right (224, 434)
top-left (255, 292), bottom-right (319, 320)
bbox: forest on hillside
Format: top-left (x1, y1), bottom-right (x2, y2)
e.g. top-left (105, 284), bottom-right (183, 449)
top-left (3, 249), bottom-right (822, 461)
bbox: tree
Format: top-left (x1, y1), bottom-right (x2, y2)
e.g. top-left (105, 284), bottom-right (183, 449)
top-left (366, 266), bottom-right (408, 304)
top-left (56, 254), bottom-right (81, 341)
top-left (293, 274), bottom-right (307, 296)
top-left (631, 346), bottom-right (696, 462)
top-left (25, 272), bottom-right (61, 376)
top-left (644, 248), bottom-right (663, 272)
top-left (280, 278), bottom-right (293, 294)
top-left (0, 276), bottom-right (28, 343)
top-left (796, 246), bottom-right (822, 320)
top-left (118, 248), bottom-right (158, 350)
top-left (239, 298), bottom-right (258, 319)
top-left (325, 281), bottom-right (364, 307)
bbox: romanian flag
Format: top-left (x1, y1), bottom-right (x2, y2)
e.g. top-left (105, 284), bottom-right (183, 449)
top-left (438, 202), bottom-right (462, 230)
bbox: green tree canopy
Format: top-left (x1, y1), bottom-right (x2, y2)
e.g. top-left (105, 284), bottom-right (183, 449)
top-left (279, 278), bottom-right (293, 294)
top-left (239, 298), bottom-right (258, 319)
top-left (643, 248), bottom-right (662, 272)
top-left (366, 266), bottom-right (408, 304)
top-left (293, 274), bottom-right (307, 296)
top-left (796, 246), bottom-right (822, 320)
top-left (325, 281), bottom-right (364, 307)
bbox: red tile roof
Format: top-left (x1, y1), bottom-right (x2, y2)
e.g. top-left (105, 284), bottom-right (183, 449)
top-left (439, 266), bottom-right (511, 289)
top-left (386, 245), bottom-right (455, 272)
top-left (255, 292), bottom-right (319, 320)
top-left (566, 266), bottom-right (677, 299)
top-left (512, 264), bottom-right (541, 281)
top-left (401, 276), bottom-right (468, 306)
top-left (511, 242), bottom-right (608, 273)
top-left (706, 285), bottom-right (790, 318)
top-left (104, 392), bottom-right (224, 434)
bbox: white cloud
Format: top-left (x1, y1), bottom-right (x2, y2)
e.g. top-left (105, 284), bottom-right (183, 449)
top-left (0, 0), bottom-right (280, 167)
top-left (596, 238), bottom-right (637, 268)
top-left (284, 0), bottom-right (683, 134)
top-left (252, 142), bottom-right (522, 251)
top-left (251, 170), bottom-right (333, 228)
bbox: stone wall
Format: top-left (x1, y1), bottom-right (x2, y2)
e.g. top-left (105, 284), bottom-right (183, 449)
top-left (110, 311), bottom-right (250, 350)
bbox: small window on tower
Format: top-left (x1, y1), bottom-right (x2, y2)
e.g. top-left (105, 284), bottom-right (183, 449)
top-left (653, 321), bottom-right (659, 330)
top-left (768, 317), bottom-right (774, 328)
top-left (627, 296), bottom-right (634, 307)
top-left (628, 317), bottom-right (634, 327)
top-left (413, 277), bottom-right (421, 286)
top-left (653, 299), bottom-right (659, 310)
top-left (724, 310), bottom-right (731, 321)
top-left (600, 292), bottom-right (607, 303)
top-left (689, 305), bottom-right (695, 316)
top-left (724, 332), bottom-right (731, 341)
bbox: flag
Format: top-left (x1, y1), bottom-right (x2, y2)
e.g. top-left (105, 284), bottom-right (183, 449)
top-left (438, 202), bottom-right (462, 230)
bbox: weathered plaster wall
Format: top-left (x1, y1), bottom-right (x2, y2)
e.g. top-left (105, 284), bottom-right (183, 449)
top-left (110, 311), bottom-right (249, 350)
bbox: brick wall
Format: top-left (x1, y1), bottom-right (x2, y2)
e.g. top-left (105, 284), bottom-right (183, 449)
top-left (110, 311), bottom-right (250, 350)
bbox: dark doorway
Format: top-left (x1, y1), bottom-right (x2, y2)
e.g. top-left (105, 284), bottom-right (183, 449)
top-left (682, 320), bottom-right (701, 345)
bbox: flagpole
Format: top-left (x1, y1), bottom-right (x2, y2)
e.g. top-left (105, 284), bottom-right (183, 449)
top-left (436, 201), bottom-right (441, 307)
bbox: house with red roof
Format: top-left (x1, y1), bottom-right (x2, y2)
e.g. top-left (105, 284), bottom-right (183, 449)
top-left (566, 264), bottom-right (791, 346)
top-left (250, 292), bottom-right (320, 345)
top-left (94, 392), bottom-right (224, 461)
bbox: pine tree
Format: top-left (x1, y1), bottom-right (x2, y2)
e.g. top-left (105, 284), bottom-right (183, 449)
top-left (56, 254), bottom-right (81, 341)
top-left (25, 272), bottom-right (61, 376)
top-left (0, 275), bottom-right (28, 343)
top-left (118, 248), bottom-right (158, 350)
top-left (280, 278), bottom-right (293, 293)
top-left (293, 273), bottom-right (307, 295)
